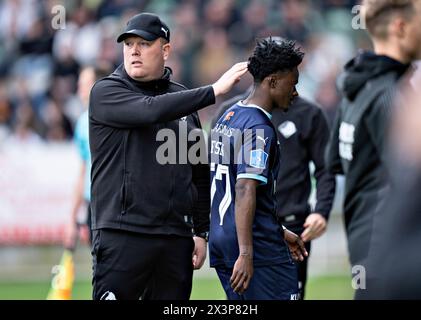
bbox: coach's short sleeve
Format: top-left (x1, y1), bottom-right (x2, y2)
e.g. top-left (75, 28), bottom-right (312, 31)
top-left (236, 124), bottom-right (276, 185)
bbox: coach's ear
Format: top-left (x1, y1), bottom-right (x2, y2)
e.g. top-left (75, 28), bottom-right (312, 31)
top-left (162, 41), bottom-right (171, 61)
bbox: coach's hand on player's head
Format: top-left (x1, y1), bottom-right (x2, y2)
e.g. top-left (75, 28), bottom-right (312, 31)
top-left (301, 213), bottom-right (327, 242)
top-left (230, 248), bottom-right (254, 295)
top-left (192, 236), bottom-right (207, 270)
top-left (283, 228), bottom-right (308, 262)
top-left (212, 62), bottom-right (248, 97)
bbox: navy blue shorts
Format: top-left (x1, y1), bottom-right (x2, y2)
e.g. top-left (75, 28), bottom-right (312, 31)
top-left (215, 262), bottom-right (299, 300)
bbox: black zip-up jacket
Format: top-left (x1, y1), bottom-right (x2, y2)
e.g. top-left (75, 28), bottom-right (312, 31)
top-left (325, 51), bottom-right (409, 265)
top-left (89, 64), bottom-right (215, 237)
top-left (271, 97), bottom-right (335, 230)
top-left (212, 93), bottom-right (336, 231)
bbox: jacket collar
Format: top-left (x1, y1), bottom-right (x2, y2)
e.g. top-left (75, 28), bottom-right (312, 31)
top-left (113, 63), bottom-right (173, 90)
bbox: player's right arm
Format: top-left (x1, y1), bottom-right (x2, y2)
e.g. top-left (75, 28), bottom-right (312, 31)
top-left (230, 178), bottom-right (259, 295)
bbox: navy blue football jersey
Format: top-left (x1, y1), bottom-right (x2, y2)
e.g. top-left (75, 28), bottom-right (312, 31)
top-left (209, 101), bottom-right (290, 268)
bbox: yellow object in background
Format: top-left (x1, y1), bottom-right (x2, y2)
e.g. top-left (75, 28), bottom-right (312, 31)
top-left (46, 250), bottom-right (75, 300)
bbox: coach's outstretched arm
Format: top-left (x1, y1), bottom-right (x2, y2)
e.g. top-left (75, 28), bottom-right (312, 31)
top-left (90, 62), bottom-right (248, 128)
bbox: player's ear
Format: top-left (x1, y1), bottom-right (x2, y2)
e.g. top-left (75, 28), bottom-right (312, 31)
top-left (268, 76), bottom-right (277, 89)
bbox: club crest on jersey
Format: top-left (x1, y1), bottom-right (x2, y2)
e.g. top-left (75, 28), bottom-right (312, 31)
top-left (224, 111), bottom-right (235, 121)
top-left (249, 149), bottom-right (268, 169)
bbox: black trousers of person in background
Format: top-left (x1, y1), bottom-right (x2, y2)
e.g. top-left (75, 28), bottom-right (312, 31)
top-left (91, 229), bottom-right (194, 300)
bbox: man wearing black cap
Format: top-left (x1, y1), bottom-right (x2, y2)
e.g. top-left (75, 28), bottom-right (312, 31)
top-left (89, 12), bottom-right (247, 300)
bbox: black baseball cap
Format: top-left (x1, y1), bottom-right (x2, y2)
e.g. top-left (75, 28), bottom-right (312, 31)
top-left (117, 13), bottom-right (170, 43)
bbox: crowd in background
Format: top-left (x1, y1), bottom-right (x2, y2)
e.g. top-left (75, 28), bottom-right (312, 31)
top-left (0, 0), bottom-right (367, 144)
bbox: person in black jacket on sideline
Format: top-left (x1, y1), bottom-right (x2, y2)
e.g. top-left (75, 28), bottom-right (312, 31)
top-left (325, 0), bottom-right (421, 299)
top-left (364, 77), bottom-right (421, 299)
top-left (212, 92), bottom-right (335, 299)
top-left (271, 97), bottom-right (335, 299)
top-left (89, 12), bottom-right (247, 300)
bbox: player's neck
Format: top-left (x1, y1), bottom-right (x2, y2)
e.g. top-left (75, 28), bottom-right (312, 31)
top-left (243, 87), bottom-right (273, 114)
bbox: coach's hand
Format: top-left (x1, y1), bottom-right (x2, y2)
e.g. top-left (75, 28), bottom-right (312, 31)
top-left (212, 62), bottom-right (248, 96)
top-left (230, 253), bottom-right (253, 295)
top-left (284, 228), bottom-right (308, 262)
top-left (192, 236), bottom-right (207, 270)
top-left (301, 213), bottom-right (327, 242)
top-left (63, 222), bottom-right (78, 250)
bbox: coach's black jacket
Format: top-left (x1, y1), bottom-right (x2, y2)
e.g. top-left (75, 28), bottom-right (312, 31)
top-left (89, 64), bottom-right (214, 237)
top-left (325, 51), bottom-right (409, 265)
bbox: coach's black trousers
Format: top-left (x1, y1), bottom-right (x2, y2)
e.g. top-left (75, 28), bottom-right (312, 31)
top-left (92, 228), bottom-right (194, 300)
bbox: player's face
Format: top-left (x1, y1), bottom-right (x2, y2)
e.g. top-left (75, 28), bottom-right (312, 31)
top-left (123, 36), bottom-right (170, 81)
top-left (271, 68), bottom-right (299, 110)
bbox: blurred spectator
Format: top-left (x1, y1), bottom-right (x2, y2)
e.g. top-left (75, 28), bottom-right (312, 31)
top-left (194, 28), bottom-right (236, 85)
top-left (0, 0), bottom-right (360, 139)
top-left (41, 99), bottom-right (73, 141)
top-left (279, 0), bottom-right (313, 43)
top-left (7, 101), bottom-right (43, 145)
top-left (0, 81), bottom-right (12, 144)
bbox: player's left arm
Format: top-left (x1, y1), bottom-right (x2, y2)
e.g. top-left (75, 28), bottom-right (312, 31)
top-left (230, 178), bottom-right (259, 295)
top-left (231, 124), bottom-right (273, 293)
top-left (283, 227), bottom-right (308, 261)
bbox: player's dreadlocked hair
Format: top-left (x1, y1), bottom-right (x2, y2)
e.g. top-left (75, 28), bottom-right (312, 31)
top-left (248, 37), bottom-right (304, 83)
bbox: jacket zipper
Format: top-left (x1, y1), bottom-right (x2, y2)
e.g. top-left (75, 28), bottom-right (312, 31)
top-left (120, 132), bottom-right (130, 224)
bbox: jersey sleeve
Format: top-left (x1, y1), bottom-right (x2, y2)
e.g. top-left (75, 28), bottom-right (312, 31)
top-left (236, 124), bottom-right (276, 185)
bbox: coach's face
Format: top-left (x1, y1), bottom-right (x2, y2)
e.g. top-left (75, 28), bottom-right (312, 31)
top-left (123, 36), bottom-right (170, 82)
top-left (270, 67), bottom-right (299, 110)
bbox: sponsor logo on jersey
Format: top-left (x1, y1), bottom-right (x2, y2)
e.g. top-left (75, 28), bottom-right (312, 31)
top-left (249, 149), bottom-right (268, 169)
top-left (257, 135), bottom-right (269, 146)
